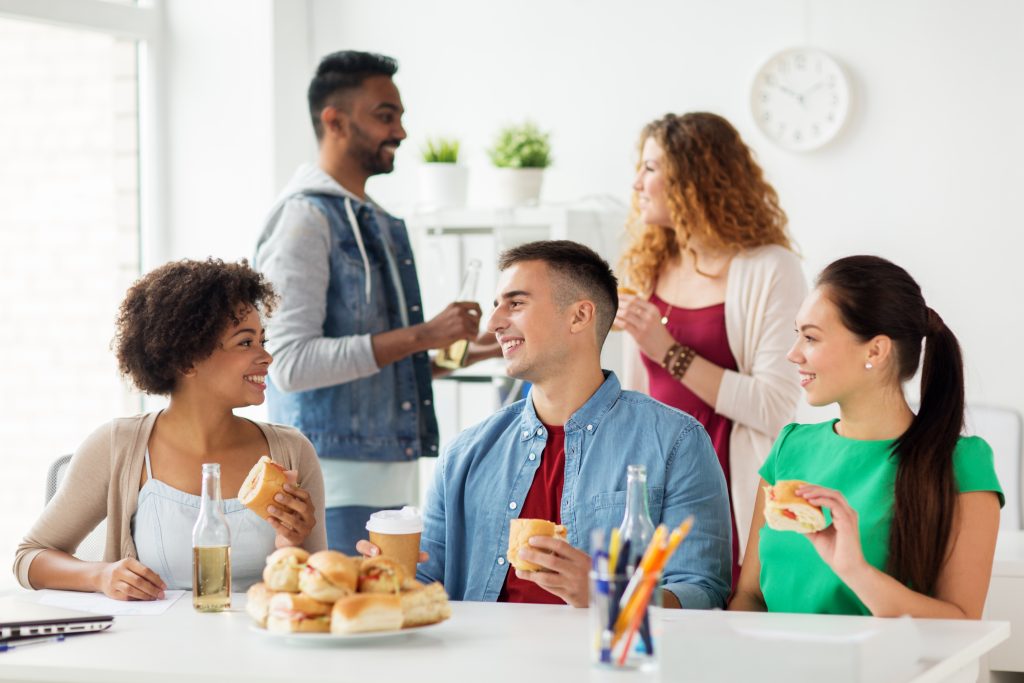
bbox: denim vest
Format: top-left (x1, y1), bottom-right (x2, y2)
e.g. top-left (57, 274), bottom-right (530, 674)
top-left (267, 193), bottom-right (439, 462)
top-left (416, 372), bottom-right (733, 608)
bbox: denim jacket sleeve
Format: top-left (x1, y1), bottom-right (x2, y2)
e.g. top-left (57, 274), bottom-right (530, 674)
top-left (257, 198), bottom-right (380, 393)
top-left (659, 421), bottom-right (733, 609)
top-left (417, 440), bottom-right (448, 587)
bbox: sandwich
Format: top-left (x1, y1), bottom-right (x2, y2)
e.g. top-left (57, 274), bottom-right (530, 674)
top-left (238, 455), bottom-right (287, 519)
top-left (266, 592), bottom-right (332, 633)
top-left (399, 581), bottom-right (451, 628)
top-left (358, 556), bottom-right (407, 594)
top-left (763, 480), bottom-right (826, 533)
top-left (298, 550), bottom-right (359, 602)
top-left (262, 546), bottom-right (309, 592)
top-left (330, 594), bottom-right (403, 634)
top-left (245, 582), bottom-right (276, 628)
top-left (507, 518), bottom-right (567, 572)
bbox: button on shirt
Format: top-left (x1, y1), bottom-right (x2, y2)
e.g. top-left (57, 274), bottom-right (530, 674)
top-left (498, 424), bottom-right (566, 605)
top-left (416, 371), bottom-right (732, 608)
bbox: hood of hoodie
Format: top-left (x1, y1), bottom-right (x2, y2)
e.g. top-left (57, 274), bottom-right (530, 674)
top-left (260, 163), bottom-right (365, 234)
top-left (255, 162), bottom-right (382, 306)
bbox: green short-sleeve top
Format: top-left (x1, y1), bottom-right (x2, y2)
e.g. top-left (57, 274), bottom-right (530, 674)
top-left (758, 420), bottom-right (1003, 615)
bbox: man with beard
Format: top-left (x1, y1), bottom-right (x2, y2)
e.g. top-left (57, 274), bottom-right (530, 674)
top-left (255, 51), bottom-right (495, 553)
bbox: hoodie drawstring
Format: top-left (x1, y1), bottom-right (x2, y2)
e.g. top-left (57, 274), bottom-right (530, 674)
top-left (344, 197), bottom-right (372, 305)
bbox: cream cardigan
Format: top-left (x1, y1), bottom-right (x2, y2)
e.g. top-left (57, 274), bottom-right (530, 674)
top-left (14, 412), bottom-right (327, 589)
top-left (622, 244), bottom-right (808, 560)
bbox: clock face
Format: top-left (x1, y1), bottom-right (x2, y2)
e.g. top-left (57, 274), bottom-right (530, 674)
top-left (750, 48), bottom-right (850, 151)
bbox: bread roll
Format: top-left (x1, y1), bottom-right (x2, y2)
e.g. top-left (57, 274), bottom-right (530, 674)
top-left (763, 480), bottom-right (826, 533)
top-left (262, 546), bottom-right (309, 592)
top-left (358, 556), bottom-right (407, 594)
top-left (266, 592), bottom-right (332, 633)
top-left (507, 518), bottom-right (567, 571)
top-left (238, 455), bottom-right (288, 519)
top-left (330, 594), bottom-right (403, 634)
top-left (399, 581), bottom-right (451, 628)
top-left (299, 550), bottom-right (359, 602)
top-left (245, 582), bottom-right (276, 628)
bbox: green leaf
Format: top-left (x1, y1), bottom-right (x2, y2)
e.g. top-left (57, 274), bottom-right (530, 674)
top-left (487, 121), bottom-right (552, 168)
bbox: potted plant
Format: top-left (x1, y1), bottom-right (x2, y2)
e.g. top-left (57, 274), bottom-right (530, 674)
top-left (488, 121), bottom-right (552, 206)
top-left (417, 136), bottom-right (469, 210)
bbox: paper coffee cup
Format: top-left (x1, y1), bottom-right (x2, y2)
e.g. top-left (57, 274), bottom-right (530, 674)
top-left (366, 506), bottom-right (423, 578)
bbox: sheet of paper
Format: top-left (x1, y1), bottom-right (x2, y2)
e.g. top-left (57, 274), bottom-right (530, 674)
top-left (35, 589), bottom-right (186, 616)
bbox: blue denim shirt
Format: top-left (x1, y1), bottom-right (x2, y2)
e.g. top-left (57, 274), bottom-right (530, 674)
top-left (416, 372), bottom-right (732, 608)
top-left (266, 193), bottom-right (439, 462)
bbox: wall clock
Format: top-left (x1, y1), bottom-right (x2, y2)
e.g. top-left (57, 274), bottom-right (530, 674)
top-left (750, 48), bottom-right (851, 151)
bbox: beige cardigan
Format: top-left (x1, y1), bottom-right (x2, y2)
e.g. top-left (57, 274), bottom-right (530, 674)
top-left (14, 412), bottom-right (327, 589)
top-left (622, 245), bottom-right (808, 560)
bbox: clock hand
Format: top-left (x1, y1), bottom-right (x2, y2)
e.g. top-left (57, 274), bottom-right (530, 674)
top-left (776, 84), bottom-right (806, 108)
top-left (801, 81), bottom-right (824, 98)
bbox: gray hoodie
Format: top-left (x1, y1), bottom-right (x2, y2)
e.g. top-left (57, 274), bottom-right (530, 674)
top-left (254, 163), bottom-right (382, 393)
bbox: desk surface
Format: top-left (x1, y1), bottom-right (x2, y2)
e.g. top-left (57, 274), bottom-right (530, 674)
top-left (0, 593), bottom-right (1009, 683)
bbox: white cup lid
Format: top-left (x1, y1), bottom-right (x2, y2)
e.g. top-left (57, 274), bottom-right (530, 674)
top-left (365, 506), bottom-right (423, 534)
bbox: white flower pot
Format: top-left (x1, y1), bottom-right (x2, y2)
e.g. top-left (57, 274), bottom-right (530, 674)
top-left (491, 167), bottom-right (545, 207)
top-left (417, 163), bottom-right (469, 210)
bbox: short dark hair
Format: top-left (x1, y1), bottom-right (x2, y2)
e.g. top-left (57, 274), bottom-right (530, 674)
top-left (114, 258), bottom-right (277, 395)
top-left (497, 240), bottom-right (619, 347)
top-left (308, 50), bottom-right (398, 141)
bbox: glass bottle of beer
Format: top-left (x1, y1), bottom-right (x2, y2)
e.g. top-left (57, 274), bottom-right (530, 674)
top-left (192, 463), bottom-right (231, 612)
top-left (435, 258), bottom-right (482, 369)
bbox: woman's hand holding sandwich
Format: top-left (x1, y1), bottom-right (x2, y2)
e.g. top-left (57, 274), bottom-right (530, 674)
top-left (268, 471), bottom-right (316, 548)
top-left (796, 484), bottom-right (867, 580)
top-left (514, 536), bottom-right (591, 608)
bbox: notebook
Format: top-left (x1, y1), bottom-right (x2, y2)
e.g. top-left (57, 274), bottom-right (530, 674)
top-left (0, 597), bottom-right (113, 642)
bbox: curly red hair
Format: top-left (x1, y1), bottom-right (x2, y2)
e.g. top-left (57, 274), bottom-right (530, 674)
top-left (620, 112), bottom-right (792, 291)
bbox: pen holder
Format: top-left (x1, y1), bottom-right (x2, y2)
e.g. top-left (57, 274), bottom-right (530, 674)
top-left (589, 570), bottom-right (661, 671)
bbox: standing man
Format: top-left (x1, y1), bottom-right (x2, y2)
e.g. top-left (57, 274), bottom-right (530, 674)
top-left (255, 51), bottom-right (492, 554)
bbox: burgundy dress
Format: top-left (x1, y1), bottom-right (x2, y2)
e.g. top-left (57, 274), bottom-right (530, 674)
top-left (640, 294), bottom-right (741, 592)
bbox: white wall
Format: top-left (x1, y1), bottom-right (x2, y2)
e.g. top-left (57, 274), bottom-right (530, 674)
top-left (306, 0), bottom-right (1024, 423)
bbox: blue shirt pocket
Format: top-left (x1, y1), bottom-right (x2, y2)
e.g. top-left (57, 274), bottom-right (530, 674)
top-left (590, 486), bottom-right (666, 529)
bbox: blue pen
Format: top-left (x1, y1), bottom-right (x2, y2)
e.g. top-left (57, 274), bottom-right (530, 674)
top-left (0, 634), bottom-right (66, 653)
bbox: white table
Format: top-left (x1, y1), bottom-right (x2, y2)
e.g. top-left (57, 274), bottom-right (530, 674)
top-left (0, 593), bottom-right (1008, 683)
top-left (984, 530), bottom-right (1024, 673)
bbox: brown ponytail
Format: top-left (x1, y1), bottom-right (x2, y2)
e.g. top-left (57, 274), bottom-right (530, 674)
top-left (817, 256), bottom-right (963, 595)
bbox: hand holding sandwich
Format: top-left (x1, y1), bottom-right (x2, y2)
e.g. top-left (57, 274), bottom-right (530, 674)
top-left (796, 484), bottom-right (868, 581)
top-left (268, 471), bottom-right (316, 548)
top-left (514, 535), bottom-right (591, 608)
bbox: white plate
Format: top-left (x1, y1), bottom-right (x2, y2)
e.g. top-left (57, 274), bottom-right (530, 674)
top-left (249, 620), bottom-right (444, 645)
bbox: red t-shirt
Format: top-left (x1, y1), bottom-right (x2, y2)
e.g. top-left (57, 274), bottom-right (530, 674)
top-left (498, 424), bottom-right (566, 604)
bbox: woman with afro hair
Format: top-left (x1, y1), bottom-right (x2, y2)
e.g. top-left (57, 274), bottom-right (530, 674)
top-left (14, 259), bottom-right (326, 599)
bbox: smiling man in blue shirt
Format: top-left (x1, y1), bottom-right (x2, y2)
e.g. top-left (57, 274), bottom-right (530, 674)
top-left (362, 240), bottom-right (732, 608)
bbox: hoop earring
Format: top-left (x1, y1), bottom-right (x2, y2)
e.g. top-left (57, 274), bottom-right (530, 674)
top-left (865, 362), bottom-right (873, 370)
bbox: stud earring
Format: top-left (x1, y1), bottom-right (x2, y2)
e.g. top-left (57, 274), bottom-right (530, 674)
top-left (865, 362), bottom-right (873, 370)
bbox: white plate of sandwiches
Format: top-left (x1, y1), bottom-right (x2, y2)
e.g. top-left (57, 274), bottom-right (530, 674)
top-left (246, 549), bottom-right (451, 645)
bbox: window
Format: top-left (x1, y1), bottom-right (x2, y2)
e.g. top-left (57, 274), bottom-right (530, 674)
top-left (0, 15), bottom-right (142, 588)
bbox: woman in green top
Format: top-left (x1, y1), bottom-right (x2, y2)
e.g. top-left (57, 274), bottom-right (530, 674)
top-left (729, 255), bottom-right (1002, 618)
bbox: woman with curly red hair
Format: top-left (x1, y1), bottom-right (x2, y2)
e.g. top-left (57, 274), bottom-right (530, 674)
top-left (615, 113), bottom-right (806, 589)
top-left (14, 259), bottom-right (326, 600)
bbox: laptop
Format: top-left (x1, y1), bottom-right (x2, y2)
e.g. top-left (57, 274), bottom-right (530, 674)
top-left (0, 597), bottom-right (113, 642)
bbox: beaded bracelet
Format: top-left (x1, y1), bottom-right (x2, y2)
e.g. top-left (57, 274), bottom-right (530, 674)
top-left (661, 343), bottom-right (696, 381)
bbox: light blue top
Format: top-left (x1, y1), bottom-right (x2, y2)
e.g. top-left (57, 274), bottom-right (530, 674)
top-left (132, 451), bottom-right (277, 591)
top-left (417, 371), bottom-right (733, 608)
